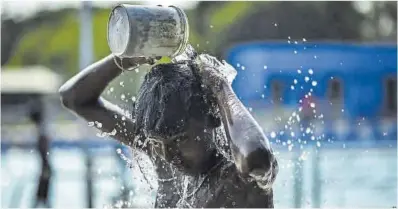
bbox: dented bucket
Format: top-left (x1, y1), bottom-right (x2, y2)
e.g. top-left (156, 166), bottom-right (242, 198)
top-left (107, 4), bottom-right (189, 58)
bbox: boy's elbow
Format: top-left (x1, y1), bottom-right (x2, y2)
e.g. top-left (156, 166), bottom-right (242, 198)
top-left (58, 85), bottom-right (76, 110)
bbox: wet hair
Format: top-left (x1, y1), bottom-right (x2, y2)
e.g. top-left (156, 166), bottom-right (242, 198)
top-left (133, 61), bottom-right (221, 141)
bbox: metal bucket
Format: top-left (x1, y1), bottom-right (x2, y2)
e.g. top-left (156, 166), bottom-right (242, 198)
top-left (107, 4), bottom-right (189, 58)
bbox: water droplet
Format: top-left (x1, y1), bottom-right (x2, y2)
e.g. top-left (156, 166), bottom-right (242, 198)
top-left (317, 141), bottom-right (321, 147)
top-left (95, 122), bottom-right (103, 128)
top-left (297, 69), bottom-right (302, 74)
top-left (248, 107), bottom-right (253, 112)
top-left (287, 140), bottom-right (292, 144)
top-left (341, 109), bottom-right (345, 112)
top-left (264, 65), bottom-right (268, 70)
top-left (210, 25), bottom-right (214, 28)
top-left (310, 103), bottom-right (316, 108)
top-left (288, 36), bottom-right (291, 39)
top-left (294, 79), bottom-right (298, 84)
top-left (121, 94), bottom-right (126, 100)
top-left (302, 38), bottom-right (307, 42)
top-left (314, 55), bottom-right (317, 59)
top-left (131, 96), bottom-right (136, 102)
top-left (291, 132), bottom-right (295, 137)
top-left (288, 40), bottom-right (291, 44)
top-left (241, 66), bottom-right (246, 70)
top-left (312, 81), bottom-right (318, 86)
top-left (274, 23), bottom-right (278, 27)
top-left (305, 128), bottom-right (311, 134)
top-left (308, 69), bottom-right (314, 74)
top-left (116, 148), bottom-right (122, 154)
top-left (291, 85), bottom-right (295, 90)
top-left (88, 122), bottom-right (95, 127)
top-left (261, 94), bottom-right (265, 98)
top-left (270, 132), bottom-right (277, 138)
top-left (119, 81), bottom-right (124, 87)
top-left (311, 136), bottom-right (315, 140)
top-left (294, 50), bottom-right (298, 54)
top-left (237, 63), bottom-right (241, 67)
top-left (121, 116), bottom-right (126, 121)
top-left (294, 41), bottom-right (298, 44)
top-left (135, 68), bottom-right (139, 73)
top-left (304, 77), bottom-right (310, 82)
top-left (110, 87), bottom-right (114, 92)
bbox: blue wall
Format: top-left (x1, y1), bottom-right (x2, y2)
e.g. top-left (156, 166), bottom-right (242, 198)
top-left (226, 42), bottom-right (397, 119)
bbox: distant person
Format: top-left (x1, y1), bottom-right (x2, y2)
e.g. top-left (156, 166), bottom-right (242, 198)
top-left (59, 52), bottom-right (278, 207)
top-left (29, 100), bottom-right (52, 208)
top-left (301, 95), bottom-right (316, 122)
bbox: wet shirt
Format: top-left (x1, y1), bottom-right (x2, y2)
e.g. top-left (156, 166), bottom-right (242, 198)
top-left (143, 131), bottom-right (275, 208)
top-left (152, 155), bottom-right (274, 208)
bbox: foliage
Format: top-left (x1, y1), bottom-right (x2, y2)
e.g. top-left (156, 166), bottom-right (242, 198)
top-left (3, 1), bottom-right (396, 77)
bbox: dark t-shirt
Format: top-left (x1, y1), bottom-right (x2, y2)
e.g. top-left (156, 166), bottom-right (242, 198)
top-left (153, 157), bottom-right (274, 208)
top-left (140, 131), bottom-right (275, 208)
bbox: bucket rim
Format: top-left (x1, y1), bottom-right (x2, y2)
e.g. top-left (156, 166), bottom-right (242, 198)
top-left (169, 5), bottom-right (190, 58)
top-left (107, 4), bottom-right (132, 57)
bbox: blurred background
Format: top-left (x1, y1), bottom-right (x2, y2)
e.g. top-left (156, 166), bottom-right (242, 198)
top-left (1, 0), bottom-right (397, 208)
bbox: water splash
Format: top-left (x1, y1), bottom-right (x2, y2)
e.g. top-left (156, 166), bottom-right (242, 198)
top-left (95, 121), bottom-right (103, 128)
top-left (195, 54), bottom-right (238, 85)
top-left (270, 131), bottom-right (277, 138)
top-left (96, 128), bottom-right (117, 138)
top-left (172, 44), bottom-right (197, 63)
top-left (312, 81), bottom-right (318, 86)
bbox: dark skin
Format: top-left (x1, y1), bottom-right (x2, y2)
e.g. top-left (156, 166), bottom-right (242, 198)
top-left (59, 54), bottom-right (278, 207)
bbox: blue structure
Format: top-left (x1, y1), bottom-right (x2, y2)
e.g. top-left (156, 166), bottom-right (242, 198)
top-left (226, 42), bottom-right (397, 141)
